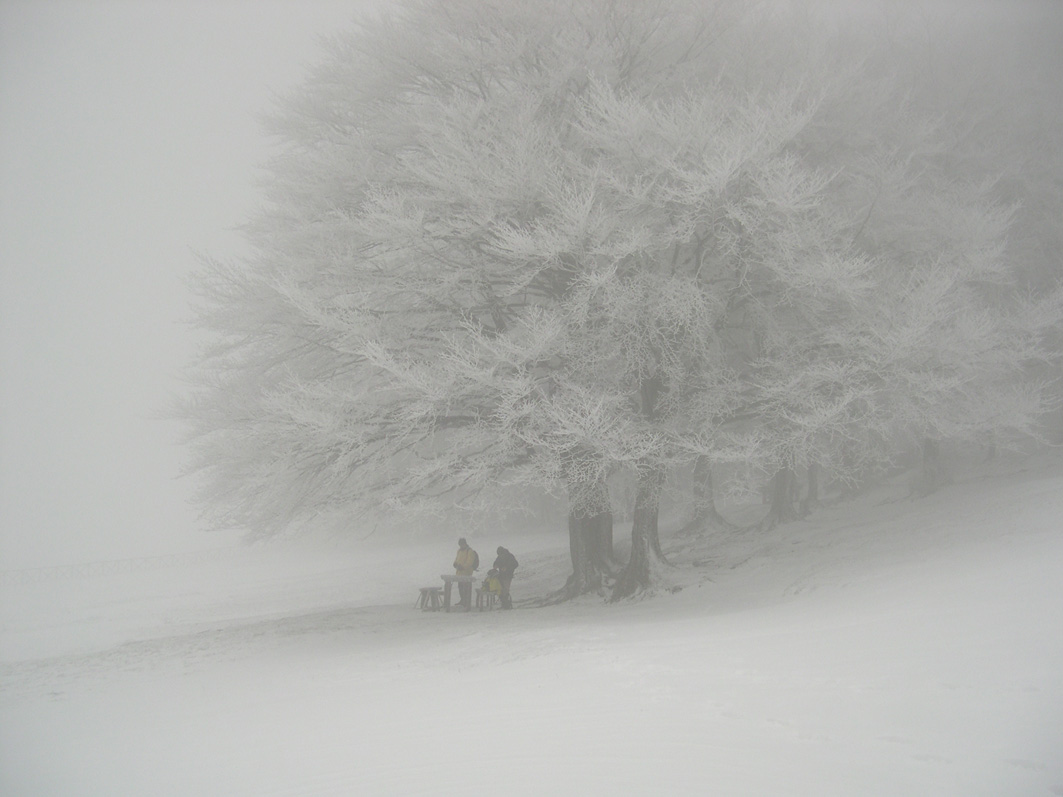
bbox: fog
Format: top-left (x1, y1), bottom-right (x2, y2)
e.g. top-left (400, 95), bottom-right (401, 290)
top-left (1, 1), bottom-right (1061, 569)
top-left (0, 1), bottom-right (367, 568)
top-left (1, 3), bottom-right (1062, 793)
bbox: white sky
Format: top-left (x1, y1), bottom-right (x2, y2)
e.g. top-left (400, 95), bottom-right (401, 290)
top-left (0, 0), bottom-right (380, 568)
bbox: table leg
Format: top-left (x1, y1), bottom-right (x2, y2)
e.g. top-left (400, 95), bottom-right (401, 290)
top-left (443, 580), bottom-right (452, 612)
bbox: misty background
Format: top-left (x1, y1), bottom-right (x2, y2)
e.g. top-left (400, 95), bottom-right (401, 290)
top-left (3, 1), bottom-right (1061, 569)
top-left (2, 4), bottom-right (1062, 792)
top-left (0, 1), bottom-right (369, 568)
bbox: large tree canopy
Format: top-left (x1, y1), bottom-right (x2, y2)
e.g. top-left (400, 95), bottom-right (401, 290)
top-left (185, 0), bottom-right (1062, 598)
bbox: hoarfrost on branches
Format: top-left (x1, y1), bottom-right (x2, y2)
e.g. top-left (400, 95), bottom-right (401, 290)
top-left (184, 0), bottom-right (1063, 598)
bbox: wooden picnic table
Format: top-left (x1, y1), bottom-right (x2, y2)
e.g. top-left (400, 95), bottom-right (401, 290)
top-left (440, 574), bottom-right (477, 611)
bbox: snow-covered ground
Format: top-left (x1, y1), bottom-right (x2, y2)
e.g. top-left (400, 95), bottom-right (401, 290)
top-left (2, 452), bottom-right (1062, 796)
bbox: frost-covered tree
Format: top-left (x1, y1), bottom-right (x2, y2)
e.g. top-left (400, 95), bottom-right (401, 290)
top-left (186, 0), bottom-right (1062, 600)
top-left (671, 3), bottom-right (1063, 528)
top-left (188, 0), bottom-right (736, 583)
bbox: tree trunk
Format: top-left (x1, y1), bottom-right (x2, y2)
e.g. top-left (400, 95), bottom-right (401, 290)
top-left (545, 448), bottom-right (615, 603)
top-left (543, 473), bottom-right (614, 603)
top-left (567, 509), bottom-right (605, 594)
top-left (591, 510), bottom-right (618, 568)
top-left (542, 509), bottom-right (609, 602)
top-left (681, 455), bottom-right (735, 533)
top-left (610, 464), bottom-right (667, 601)
top-left (758, 463), bottom-right (800, 530)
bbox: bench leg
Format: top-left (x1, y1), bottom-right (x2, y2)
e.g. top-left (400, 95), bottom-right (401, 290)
top-left (418, 588), bottom-right (445, 611)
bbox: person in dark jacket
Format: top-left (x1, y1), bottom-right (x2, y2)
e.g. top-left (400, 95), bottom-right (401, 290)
top-left (492, 546), bottom-right (518, 609)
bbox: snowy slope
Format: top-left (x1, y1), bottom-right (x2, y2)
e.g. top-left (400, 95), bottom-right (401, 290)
top-left (1, 452), bottom-right (1062, 796)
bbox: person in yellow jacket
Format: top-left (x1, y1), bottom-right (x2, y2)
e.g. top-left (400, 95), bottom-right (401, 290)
top-left (478, 569), bottom-right (502, 609)
top-left (482, 569), bottom-right (502, 596)
top-left (452, 537), bottom-right (478, 609)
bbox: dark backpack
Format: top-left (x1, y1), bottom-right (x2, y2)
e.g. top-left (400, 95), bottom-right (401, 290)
top-left (472, 550), bottom-right (480, 570)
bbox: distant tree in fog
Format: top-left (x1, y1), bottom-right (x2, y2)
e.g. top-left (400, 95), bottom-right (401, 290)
top-left (185, 0), bottom-right (1063, 600)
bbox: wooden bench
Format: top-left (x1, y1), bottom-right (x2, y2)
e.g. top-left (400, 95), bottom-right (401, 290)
top-left (476, 588), bottom-right (498, 611)
top-left (415, 586), bottom-right (444, 611)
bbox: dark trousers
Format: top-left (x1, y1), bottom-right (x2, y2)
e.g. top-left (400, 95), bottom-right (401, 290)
top-left (499, 573), bottom-right (513, 609)
top-left (458, 579), bottom-right (472, 607)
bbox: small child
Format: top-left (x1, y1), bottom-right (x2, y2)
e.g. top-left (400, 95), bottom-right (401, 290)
top-left (482, 569), bottom-right (502, 597)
